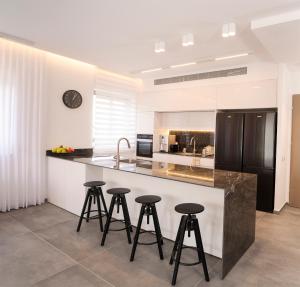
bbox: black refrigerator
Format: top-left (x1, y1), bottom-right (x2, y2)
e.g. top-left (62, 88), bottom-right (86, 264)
top-left (215, 110), bottom-right (277, 212)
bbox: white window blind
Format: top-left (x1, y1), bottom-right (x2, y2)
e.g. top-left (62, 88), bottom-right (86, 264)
top-left (93, 89), bottom-right (136, 153)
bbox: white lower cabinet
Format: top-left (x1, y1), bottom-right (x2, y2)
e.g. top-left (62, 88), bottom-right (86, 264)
top-left (47, 157), bottom-right (87, 216)
top-left (152, 153), bottom-right (214, 168)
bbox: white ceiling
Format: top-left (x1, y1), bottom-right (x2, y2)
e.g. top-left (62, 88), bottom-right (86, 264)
top-left (1, 0), bottom-right (300, 78)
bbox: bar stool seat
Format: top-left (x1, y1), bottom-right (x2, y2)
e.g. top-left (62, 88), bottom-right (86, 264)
top-left (135, 195), bottom-right (161, 204)
top-left (83, 181), bottom-right (105, 188)
top-left (175, 203), bottom-right (204, 214)
top-left (107, 188), bottom-right (130, 195)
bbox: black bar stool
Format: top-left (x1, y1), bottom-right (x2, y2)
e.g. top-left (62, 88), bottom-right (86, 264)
top-left (130, 195), bottom-right (164, 261)
top-left (170, 203), bottom-right (209, 285)
top-left (76, 181), bottom-right (108, 233)
top-left (101, 188), bottom-right (132, 246)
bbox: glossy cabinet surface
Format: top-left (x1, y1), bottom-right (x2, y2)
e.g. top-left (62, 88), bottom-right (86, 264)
top-left (215, 112), bottom-right (244, 172)
top-left (215, 110), bottom-right (277, 212)
top-left (243, 112), bottom-right (276, 170)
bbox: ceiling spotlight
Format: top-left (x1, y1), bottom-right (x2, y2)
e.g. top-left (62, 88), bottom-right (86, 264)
top-left (155, 41), bottom-right (165, 53)
top-left (228, 23), bottom-right (236, 36)
top-left (182, 33), bottom-right (194, 47)
top-left (141, 67), bottom-right (163, 74)
top-left (222, 23), bottom-right (236, 38)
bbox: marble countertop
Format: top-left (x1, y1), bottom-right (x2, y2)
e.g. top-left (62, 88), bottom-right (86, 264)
top-left (47, 153), bottom-right (256, 192)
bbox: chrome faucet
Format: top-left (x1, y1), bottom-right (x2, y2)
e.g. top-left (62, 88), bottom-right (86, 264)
top-left (116, 137), bottom-right (131, 166)
top-left (189, 136), bottom-right (196, 154)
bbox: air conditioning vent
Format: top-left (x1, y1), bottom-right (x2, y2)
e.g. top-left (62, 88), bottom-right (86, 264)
top-left (154, 67), bottom-right (247, 85)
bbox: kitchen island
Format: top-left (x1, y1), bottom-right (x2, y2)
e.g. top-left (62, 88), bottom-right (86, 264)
top-left (47, 154), bottom-right (257, 278)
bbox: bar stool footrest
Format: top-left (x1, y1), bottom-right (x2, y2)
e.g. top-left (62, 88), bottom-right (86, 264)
top-left (137, 240), bottom-right (159, 246)
top-left (137, 230), bottom-right (163, 245)
top-left (109, 219), bottom-right (132, 231)
top-left (83, 210), bottom-right (107, 220)
top-left (179, 260), bottom-right (202, 266)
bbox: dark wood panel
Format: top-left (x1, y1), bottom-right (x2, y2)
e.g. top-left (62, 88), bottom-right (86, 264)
top-left (215, 112), bottom-right (244, 172)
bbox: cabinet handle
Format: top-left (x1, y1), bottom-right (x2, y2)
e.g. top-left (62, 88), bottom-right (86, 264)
top-left (257, 115), bottom-right (263, 118)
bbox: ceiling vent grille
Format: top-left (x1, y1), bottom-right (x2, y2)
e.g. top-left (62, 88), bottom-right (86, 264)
top-left (154, 67), bottom-right (247, 85)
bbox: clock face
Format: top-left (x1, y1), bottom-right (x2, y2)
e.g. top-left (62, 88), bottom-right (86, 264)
top-left (62, 90), bottom-right (82, 109)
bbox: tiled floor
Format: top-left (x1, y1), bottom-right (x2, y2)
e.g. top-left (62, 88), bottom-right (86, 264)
top-left (0, 204), bottom-right (299, 287)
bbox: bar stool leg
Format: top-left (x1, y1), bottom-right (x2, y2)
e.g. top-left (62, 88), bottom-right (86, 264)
top-left (99, 188), bottom-right (108, 215)
top-left (152, 205), bottom-right (164, 260)
top-left (77, 190), bottom-right (91, 232)
top-left (170, 216), bottom-right (184, 265)
top-left (130, 205), bottom-right (145, 261)
top-left (172, 216), bottom-right (188, 286)
top-left (86, 195), bottom-right (92, 222)
top-left (121, 194), bottom-right (132, 244)
top-left (122, 195), bottom-right (133, 232)
top-left (194, 218), bottom-right (210, 282)
top-left (101, 195), bottom-right (116, 246)
top-left (96, 194), bottom-right (104, 232)
top-left (152, 204), bottom-right (164, 245)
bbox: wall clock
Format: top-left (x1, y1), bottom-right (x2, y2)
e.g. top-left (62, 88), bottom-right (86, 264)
top-left (62, 90), bottom-right (82, 109)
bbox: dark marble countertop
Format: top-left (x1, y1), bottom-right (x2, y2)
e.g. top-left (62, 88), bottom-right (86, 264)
top-left (47, 153), bottom-right (256, 193)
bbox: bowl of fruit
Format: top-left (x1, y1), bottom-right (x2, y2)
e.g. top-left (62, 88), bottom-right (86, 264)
top-left (51, 145), bottom-right (75, 154)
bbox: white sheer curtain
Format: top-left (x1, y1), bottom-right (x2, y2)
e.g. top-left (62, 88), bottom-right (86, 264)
top-left (0, 38), bottom-right (47, 212)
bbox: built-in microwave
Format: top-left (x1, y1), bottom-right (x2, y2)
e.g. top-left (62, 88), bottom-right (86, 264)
top-left (136, 134), bottom-right (153, 158)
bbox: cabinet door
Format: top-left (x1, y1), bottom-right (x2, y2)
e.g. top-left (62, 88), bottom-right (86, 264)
top-left (136, 112), bottom-right (154, 134)
top-left (215, 112), bottom-right (244, 171)
top-left (243, 112), bottom-right (276, 169)
top-left (243, 167), bottom-right (275, 212)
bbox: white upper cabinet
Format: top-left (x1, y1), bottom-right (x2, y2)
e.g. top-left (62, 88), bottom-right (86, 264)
top-left (216, 79), bottom-right (277, 109)
top-left (136, 111), bottom-right (155, 134)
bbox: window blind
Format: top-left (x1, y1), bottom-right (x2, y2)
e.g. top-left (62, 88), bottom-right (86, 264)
top-left (93, 89), bottom-right (136, 153)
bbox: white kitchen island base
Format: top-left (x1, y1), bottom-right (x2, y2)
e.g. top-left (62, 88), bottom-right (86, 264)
top-left (47, 156), bottom-right (257, 278)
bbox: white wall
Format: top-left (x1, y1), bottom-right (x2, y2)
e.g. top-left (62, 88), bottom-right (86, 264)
top-left (46, 54), bottom-right (96, 149)
top-left (45, 53), bottom-right (141, 149)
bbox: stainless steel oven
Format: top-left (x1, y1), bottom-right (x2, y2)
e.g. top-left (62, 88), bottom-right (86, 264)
top-left (136, 134), bottom-right (153, 158)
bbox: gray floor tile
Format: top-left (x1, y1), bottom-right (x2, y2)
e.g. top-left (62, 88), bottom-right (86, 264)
top-left (82, 230), bottom-right (219, 287)
top-left (0, 232), bottom-right (75, 287)
top-left (9, 203), bottom-right (76, 232)
top-left (36, 218), bottom-right (104, 261)
top-left (0, 213), bottom-right (30, 240)
top-left (80, 249), bottom-right (170, 287)
top-left (32, 265), bottom-right (112, 287)
top-left (1, 204), bottom-right (300, 287)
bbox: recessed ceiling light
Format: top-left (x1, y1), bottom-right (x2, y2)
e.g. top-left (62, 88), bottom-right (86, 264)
top-left (170, 62), bottom-right (197, 68)
top-left (154, 41), bottom-right (165, 53)
top-left (222, 23), bottom-right (236, 38)
top-left (182, 33), bottom-right (194, 47)
top-left (141, 67), bottom-right (163, 74)
top-left (215, 53), bottom-right (249, 61)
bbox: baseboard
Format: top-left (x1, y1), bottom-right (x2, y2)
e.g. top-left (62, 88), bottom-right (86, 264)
top-left (273, 202), bottom-right (288, 214)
